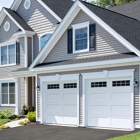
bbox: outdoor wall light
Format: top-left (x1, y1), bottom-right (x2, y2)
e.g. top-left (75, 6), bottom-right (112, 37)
top-left (134, 79), bottom-right (139, 87)
top-left (36, 86), bottom-right (40, 91)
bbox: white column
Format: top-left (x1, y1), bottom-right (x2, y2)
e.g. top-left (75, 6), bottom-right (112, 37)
top-left (15, 78), bottom-right (21, 115)
top-left (32, 77), bottom-right (35, 106)
top-left (24, 35), bottom-right (28, 67)
top-left (25, 77), bottom-right (28, 105)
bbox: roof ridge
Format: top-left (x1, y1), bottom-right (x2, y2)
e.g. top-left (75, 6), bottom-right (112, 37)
top-left (81, 1), bottom-right (140, 22)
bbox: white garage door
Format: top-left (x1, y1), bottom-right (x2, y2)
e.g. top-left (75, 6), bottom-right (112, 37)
top-left (45, 81), bottom-right (77, 125)
top-left (87, 78), bottom-right (132, 129)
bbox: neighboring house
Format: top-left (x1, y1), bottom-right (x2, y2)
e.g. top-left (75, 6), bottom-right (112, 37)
top-left (0, 0), bottom-right (140, 131)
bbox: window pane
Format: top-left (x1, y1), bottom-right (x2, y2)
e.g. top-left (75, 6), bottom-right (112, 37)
top-left (1, 46), bottom-right (7, 65)
top-left (9, 83), bottom-right (15, 93)
top-left (75, 28), bottom-right (87, 51)
top-left (10, 94), bottom-right (15, 104)
top-left (2, 94), bottom-right (8, 104)
top-left (9, 54), bottom-right (15, 64)
top-left (2, 83), bottom-right (8, 93)
top-left (40, 33), bottom-right (52, 50)
top-left (8, 45), bottom-right (15, 55)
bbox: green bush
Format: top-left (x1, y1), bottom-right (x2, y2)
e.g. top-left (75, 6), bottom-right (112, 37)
top-left (0, 125), bottom-right (10, 129)
top-left (0, 119), bottom-right (10, 125)
top-left (27, 112), bottom-right (36, 122)
top-left (19, 120), bottom-right (29, 125)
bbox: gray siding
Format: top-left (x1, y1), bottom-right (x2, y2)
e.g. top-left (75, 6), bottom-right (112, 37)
top-left (44, 10), bottom-right (130, 63)
top-left (20, 78), bottom-right (25, 108)
top-left (16, 0), bottom-right (58, 59)
top-left (0, 15), bottom-right (19, 43)
top-left (0, 37), bottom-right (25, 79)
top-left (37, 65), bottom-right (139, 125)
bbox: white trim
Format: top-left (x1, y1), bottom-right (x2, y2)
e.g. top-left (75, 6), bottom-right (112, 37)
top-left (32, 77), bottom-right (35, 106)
top-left (139, 65), bottom-right (140, 127)
top-left (35, 74), bottom-right (38, 121)
top-left (29, 0), bottom-right (80, 70)
top-left (39, 74), bottom-right (80, 126)
top-left (4, 21), bottom-right (10, 32)
top-left (72, 21), bottom-right (90, 53)
top-left (11, 0), bottom-right (22, 11)
top-left (82, 69), bottom-right (135, 130)
top-left (39, 32), bottom-right (53, 51)
top-left (24, 0), bottom-right (31, 10)
top-left (37, 0), bottom-right (62, 22)
top-left (24, 35), bottom-right (28, 67)
top-left (135, 123), bottom-right (140, 128)
top-left (14, 31), bottom-right (35, 37)
top-left (25, 77), bottom-right (28, 105)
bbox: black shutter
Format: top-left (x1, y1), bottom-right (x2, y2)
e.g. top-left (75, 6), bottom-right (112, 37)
top-left (89, 24), bottom-right (96, 49)
top-left (67, 29), bottom-right (73, 54)
top-left (16, 41), bottom-right (20, 65)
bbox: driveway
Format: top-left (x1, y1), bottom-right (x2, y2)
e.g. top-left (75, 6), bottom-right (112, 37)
top-left (0, 124), bottom-right (138, 140)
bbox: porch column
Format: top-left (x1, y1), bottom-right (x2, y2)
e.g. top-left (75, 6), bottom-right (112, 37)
top-left (25, 77), bottom-right (28, 105)
top-left (15, 78), bottom-right (21, 115)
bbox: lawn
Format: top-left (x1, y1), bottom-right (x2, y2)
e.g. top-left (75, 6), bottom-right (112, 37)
top-left (108, 132), bottom-right (140, 140)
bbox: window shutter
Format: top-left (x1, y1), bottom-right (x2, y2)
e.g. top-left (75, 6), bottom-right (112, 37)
top-left (67, 29), bottom-right (73, 54)
top-left (16, 41), bottom-right (20, 65)
top-left (89, 24), bottom-right (96, 49)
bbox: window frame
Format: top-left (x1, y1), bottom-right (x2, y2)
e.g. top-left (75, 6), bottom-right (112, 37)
top-left (72, 21), bottom-right (90, 54)
top-left (0, 80), bottom-right (16, 107)
top-left (39, 32), bottom-right (53, 51)
top-left (0, 41), bottom-right (16, 67)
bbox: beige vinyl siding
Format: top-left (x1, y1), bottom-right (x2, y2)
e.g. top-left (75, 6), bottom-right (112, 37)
top-left (16, 0), bottom-right (58, 59)
top-left (0, 15), bottom-right (19, 43)
top-left (37, 65), bottom-right (139, 125)
top-left (44, 10), bottom-right (130, 63)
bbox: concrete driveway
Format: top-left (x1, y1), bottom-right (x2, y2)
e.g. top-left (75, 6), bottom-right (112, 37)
top-left (0, 124), bottom-right (137, 140)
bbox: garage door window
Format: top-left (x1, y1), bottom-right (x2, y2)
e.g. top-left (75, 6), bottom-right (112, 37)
top-left (64, 83), bottom-right (77, 88)
top-left (112, 80), bottom-right (130, 87)
top-left (91, 82), bottom-right (107, 88)
top-left (47, 84), bottom-right (59, 89)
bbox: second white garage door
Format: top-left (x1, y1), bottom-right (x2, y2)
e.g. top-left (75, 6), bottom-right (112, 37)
top-left (45, 81), bottom-right (77, 125)
top-left (87, 78), bottom-right (132, 130)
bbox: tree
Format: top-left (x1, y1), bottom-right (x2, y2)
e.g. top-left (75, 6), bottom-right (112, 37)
top-left (88, 0), bottom-right (135, 8)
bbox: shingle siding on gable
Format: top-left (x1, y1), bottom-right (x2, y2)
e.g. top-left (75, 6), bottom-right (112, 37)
top-left (0, 15), bottom-right (19, 43)
top-left (44, 10), bottom-right (130, 63)
top-left (16, 0), bottom-right (58, 59)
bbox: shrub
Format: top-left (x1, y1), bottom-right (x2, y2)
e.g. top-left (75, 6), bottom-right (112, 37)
top-left (0, 125), bottom-right (10, 129)
top-left (19, 120), bottom-right (29, 125)
top-left (27, 112), bottom-right (36, 122)
top-left (0, 119), bottom-right (10, 125)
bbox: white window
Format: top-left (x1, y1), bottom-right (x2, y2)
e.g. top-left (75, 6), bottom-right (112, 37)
top-left (1, 82), bottom-right (15, 106)
top-left (72, 21), bottom-right (90, 53)
top-left (1, 43), bottom-right (16, 66)
top-left (39, 33), bottom-right (52, 51)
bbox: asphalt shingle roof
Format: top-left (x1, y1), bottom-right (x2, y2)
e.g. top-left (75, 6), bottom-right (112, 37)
top-left (5, 8), bottom-right (33, 31)
top-left (42, 0), bottom-right (74, 19)
top-left (81, 1), bottom-right (140, 51)
top-left (110, 0), bottom-right (140, 21)
top-left (35, 53), bottom-right (137, 68)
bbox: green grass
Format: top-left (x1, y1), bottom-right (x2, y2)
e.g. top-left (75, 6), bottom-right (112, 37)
top-left (108, 132), bottom-right (140, 140)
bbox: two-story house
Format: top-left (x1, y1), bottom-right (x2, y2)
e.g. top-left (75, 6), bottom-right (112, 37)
top-left (0, 0), bottom-right (140, 131)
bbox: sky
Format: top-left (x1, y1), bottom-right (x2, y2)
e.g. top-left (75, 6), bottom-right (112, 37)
top-left (0, 0), bottom-right (14, 11)
top-left (0, 0), bottom-right (93, 11)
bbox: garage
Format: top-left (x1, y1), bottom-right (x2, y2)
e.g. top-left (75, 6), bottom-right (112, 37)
top-left (40, 74), bottom-right (79, 126)
top-left (82, 70), bottom-right (134, 130)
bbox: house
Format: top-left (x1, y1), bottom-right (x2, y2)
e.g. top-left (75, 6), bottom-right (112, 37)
top-left (0, 0), bottom-right (140, 131)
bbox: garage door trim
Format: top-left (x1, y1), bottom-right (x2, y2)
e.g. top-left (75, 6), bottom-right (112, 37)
top-left (39, 74), bottom-right (80, 126)
top-left (82, 69), bottom-right (135, 130)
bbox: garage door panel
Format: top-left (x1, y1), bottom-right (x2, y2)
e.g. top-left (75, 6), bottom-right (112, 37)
top-left (90, 92), bottom-right (108, 101)
top-left (47, 94), bottom-right (61, 102)
top-left (111, 105), bottom-right (131, 116)
top-left (62, 104), bottom-right (77, 114)
top-left (62, 93), bottom-right (77, 102)
top-left (62, 116), bottom-right (77, 125)
top-left (90, 105), bottom-right (108, 114)
top-left (47, 115), bottom-right (62, 124)
top-left (47, 104), bottom-right (61, 112)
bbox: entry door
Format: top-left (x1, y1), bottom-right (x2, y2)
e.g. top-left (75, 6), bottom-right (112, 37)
top-left (87, 78), bottom-right (132, 129)
top-left (45, 81), bottom-right (77, 125)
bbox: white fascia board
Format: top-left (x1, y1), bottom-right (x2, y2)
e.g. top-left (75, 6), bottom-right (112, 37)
top-left (32, 57), bottom-right (140, 73)
top-left (0, 8), bottom-right (6, 25)
top-left (14, 31), bottom-right (35, 37)
top-left (37, 0), bottom-right (62, 22)
top-left (29, 0), bottom-right (80, 70)
top-left (11, 0), bottom-right (22, 11)
top-left (3, 9), bottom-right (25, 32)
top-left (78, 2), bottom-right (140, 56)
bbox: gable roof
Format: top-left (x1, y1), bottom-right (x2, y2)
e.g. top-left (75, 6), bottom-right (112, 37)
top-left (29, 0), bottom-right (140, 70)
top-left (110, 0), bottom-right (140, 21)
top-left (4, 8), bottom-right (33, 31)
top-left (81, 1), bottom-right (140, 51)
top-left (42, 0), bottom-right (74, 19)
